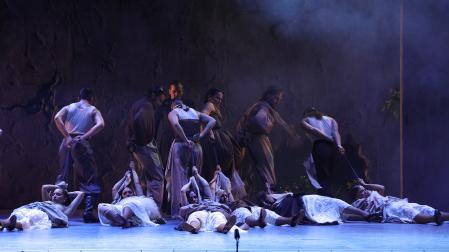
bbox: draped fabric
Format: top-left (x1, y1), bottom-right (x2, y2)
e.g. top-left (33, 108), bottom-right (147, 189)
top-left (98, 196), bottom-right (160, 227)
top-left (352, 191), bottom-right (435, 223)
top-left (302, 195), bottom-right (351, 224)
top-left (12, 201), bottom-right (69, 229)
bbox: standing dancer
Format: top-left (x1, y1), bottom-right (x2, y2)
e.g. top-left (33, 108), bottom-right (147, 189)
top-left (236, 86), bottom-right (298, 196)
top-left (201, 88), bottom-right (246, 200)
top-left (54, 88), bottom-right (104, 223)
top-left (165, 100), bottom-right (215, 217)
top-left (126, 88), bottom-right (164, 207)
top-left (156, 81), bottom-right (186, 168)
top-left (301, 107), bottom-right (357, 196)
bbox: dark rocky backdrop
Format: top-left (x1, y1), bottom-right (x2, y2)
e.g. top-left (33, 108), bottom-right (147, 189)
top-left (0, 0), bottom-right (445, 210)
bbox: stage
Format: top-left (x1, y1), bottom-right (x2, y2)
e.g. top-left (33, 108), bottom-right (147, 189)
top-left (0, 217), bottom-right (447, 252)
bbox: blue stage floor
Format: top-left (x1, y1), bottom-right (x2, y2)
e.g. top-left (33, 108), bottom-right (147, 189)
top-left (0, 218), bottom-right (448, 252)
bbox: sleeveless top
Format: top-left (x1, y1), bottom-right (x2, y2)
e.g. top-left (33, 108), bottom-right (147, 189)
top-left (306, 115), bottom-right (334, 142)
top-left (175, 107), bottom-right (200, 140)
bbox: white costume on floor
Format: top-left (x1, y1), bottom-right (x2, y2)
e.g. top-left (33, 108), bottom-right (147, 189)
top-left (302, 195), bottom-right (351, 223)
top-left (98, 196), bottom-right (160, 227)
top-left (232, 206), bottom-right (281, 225)
top-left (11, 208), bottom-right (52, 230)
top-left (352, 191), bottom-right (435, 223)
top-left (186, 210), bottom-right (227, 232)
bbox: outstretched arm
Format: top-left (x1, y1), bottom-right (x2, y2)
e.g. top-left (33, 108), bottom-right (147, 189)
top-left (64, 191), bottom-right (85, 216)
top-left (270, 109), bottom-right (297, 138)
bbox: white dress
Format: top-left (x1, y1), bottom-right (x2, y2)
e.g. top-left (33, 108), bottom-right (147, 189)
top-left (98, 196), bottom-right (160, 227)
top-left (11, 208), bottom-right (52, 230)
top-left (302, 195), bottom-right (351, 223)
top-left (352, 191), bottom-right (435, 223)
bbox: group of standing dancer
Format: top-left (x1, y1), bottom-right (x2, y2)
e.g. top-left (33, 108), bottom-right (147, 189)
top-left (1, 82), bottom-right (448, 232)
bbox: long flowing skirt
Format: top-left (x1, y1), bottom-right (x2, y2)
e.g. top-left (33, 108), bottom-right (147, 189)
top-left (165, 141), bottom-right (202, 217)
top-left (11, 208), bottom-right (52, 230)
top-left (302, 195), bottom-right (350, 223)
top-left (385, 199), bottom-right (435, 223)
top-left (242, 134), bottom-right (275, 195)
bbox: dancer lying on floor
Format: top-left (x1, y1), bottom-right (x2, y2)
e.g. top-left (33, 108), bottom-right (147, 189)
top-left (351, 179), bottom-right (449, 225)
top-left (258, 192), bottom-right (381, 224)
top-left (211, 169), bottom-right (301, 230)
top-left (0, 182), bottom-right (84, 231)
top-left (176, 167), bottom-right (236, 234)
top-left (98, 161), bottom-right (165, 228)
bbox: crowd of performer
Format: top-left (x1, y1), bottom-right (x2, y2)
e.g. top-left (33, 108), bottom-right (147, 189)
top-left (1, 82), bottom-right (448, 232)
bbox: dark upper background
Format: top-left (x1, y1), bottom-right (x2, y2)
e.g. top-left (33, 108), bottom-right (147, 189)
top-left (0, 0), bottom-right (446, 210)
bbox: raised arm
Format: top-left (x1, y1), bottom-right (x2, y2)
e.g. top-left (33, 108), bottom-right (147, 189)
top-left (357, 179), bottom-right (385, 196)
top-left (130, 164), bottom-right (144, 196)
top-left (64, 191), bottom-right (85, 216)
top-left (112, 172), bottom-right (129, 197)
top-left (80, 109), bottom-right (105, 140)
top-left (194, 171), bottom-right (212, 199)
top-left (41, 184), bottom-right (59, 201)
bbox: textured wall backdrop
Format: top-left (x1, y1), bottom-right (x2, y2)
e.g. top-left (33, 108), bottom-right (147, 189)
top-left (0, 0), bottom-right (403, 209)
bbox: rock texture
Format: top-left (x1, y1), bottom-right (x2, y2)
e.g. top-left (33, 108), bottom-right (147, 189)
top-left (0, 0), bottom-right (404, 208)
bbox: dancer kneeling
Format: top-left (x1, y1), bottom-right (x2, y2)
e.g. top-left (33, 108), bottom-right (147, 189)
top-left (1, 182), bottom-right (84, 231)
top-left (98, 161), bottom-right (165, 228)
top-left (176, 167), bottom-right (236, 234)
top-left (352, 179), bottom-right (449, 225)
